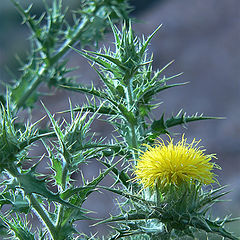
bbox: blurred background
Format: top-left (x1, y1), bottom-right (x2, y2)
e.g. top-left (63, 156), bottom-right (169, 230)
top-left (0, 0), bottom-right (240, 237)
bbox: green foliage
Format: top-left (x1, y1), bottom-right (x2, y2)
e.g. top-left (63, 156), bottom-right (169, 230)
top-left (61, 22), bottom-right (218, 157)
top-left (0, 101), bottom-right (39, 172)
top-left (150, 110), bottom-right (224, 137)
top-left (0, 0), bottom-right (238, 240)
top-left (0, 214), bottom-right (35, 240)
top-left (98, 184), bottom-right (238, 240)
top-left (8, 0), bottom-right (130, 109)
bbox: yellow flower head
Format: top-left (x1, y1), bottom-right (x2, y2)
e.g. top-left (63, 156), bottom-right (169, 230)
top-left (134, 135), bottom-right (219, 189)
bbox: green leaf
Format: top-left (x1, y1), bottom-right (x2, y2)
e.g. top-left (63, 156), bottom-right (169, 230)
top-left (60, 84), bottom-right (110, 101)
top-left (45, 144), bottom-right (63, 187)
top-left (0, 102), bottom-right (39, 170)
top-left (69, 47), bottom-right (113, 71)
top-left (16, 170), bottom-right (86, 211)
top-left (118, 103), bottom-right (137, 125)
top-left (191, 217), bottom-right (239, 240)
top-left (151, 113), bottom-right (168, 134)
top-left (138, 76), bottom-right (186, 104)
top-left (165, 111), bottom-right (224, 128)
top-left (139, 24), bottom-right (162, 58)
top-left (52, 158), bottom-right (63, 186)
top-left (11, 194), bottom-right (30, 214)
top-left (61, 157), bottom-right (123, 201)
top-left (99, 186), bottom-right (155, 206)
top-left (60, 84), bottom-right (137, 124)
top-left (59, 104), bottom-right (117, 116)
top-left (56, 158), bottom-right (124, 239)
top-left (42, 102), bottom-right (65, 151)
top-left (96, 212), bottom-right (149, 225)
top-left (11, 74), bottom-right (40, 109)
top-left (198, 186), bottom-right (230, 212)
top-left (86, 51), bottom-right (129, 71)
top-left (99, 160), bottom-right (130, 188)
top-left (0, 213), bottom-right (35, 240)
top-left (0, 189), bottom-right (30, 214)
top-left (91, 65), bottom-right (118, 97)
top-left (151, 111), bottom-right (224, 136)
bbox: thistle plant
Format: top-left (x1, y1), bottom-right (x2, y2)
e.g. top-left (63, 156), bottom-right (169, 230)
top-left (0, 1), bottom-right (239, 239)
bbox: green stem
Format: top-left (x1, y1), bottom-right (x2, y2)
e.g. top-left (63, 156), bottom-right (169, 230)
top-left (127, 81), bottom-right (133, 109)
top-left (130, 122), bottom-right (138, 161)
top-left (16, 66), bottom-right (46, 109)
top-left (61, 159), bottom-right (69, 190)
top-left (19, 131), bottom-right (56, 150)
top-left (55, 152), bottom-right (70, 236)
top-left (30, 194), bottom-right (57, 239)
top-left (15, 18), bottom-right (90, 109)
top-left (55, 203), bottom-right (65, 238)
top-left (50, 17), bottom-right (89, 63)
top-left (6, 164), bottom-right (20, 178)
top-left (126, 78), bottom-right (139, 161)
top-left (11, 0), bottom-right (44, 48)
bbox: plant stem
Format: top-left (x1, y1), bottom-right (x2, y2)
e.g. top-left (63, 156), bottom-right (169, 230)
top-left (55, 152), bottom-right (70, 236)
top-left (130, 122), bottom-right (138, 161)
top-left (61, 156), bottom-right (69, 190)
top-left (127, 79), bottom-right (134, 110)
top-left (50, 17), bottom-right (89, 63)
top-left (15, 66), bottom-right (46, 109)
top-left (19, 131), bottom-right (56, 150)
top-left (126, 78), bottom-right (139, 161)
top-left (6, 164), bottom-right (20, 178)
top-left (30, 194), bottom-right (57, 239)
top-left (15, 18), bottom-right (90, 109)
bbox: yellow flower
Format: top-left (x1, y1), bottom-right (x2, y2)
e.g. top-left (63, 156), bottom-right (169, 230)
top-left (134, 135), bottom-right (219, 189)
